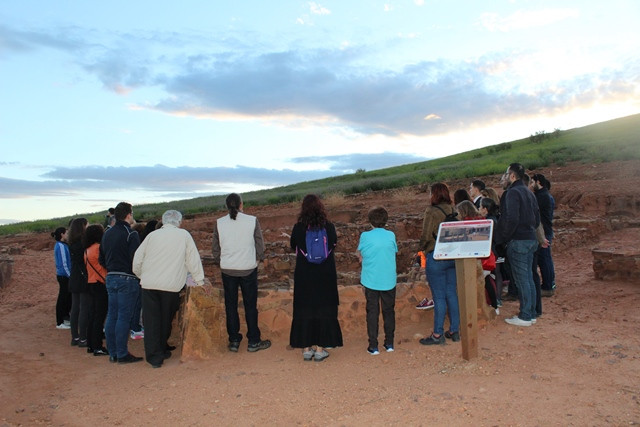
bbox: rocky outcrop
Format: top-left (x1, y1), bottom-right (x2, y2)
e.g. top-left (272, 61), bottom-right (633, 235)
top-left (592, 228), bottom-right (640, 282)
top-left (0, 255), bottom-right (13, 289)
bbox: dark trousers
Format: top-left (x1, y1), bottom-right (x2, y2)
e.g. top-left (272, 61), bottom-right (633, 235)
top-left (55, 275), bottom-right (72, 326)
top-left (70, 291), bottom-right (92, 341)
top-left (142, 288), bottom-right (180, 366)
top-left (364, 287), bottom-right (396, 349)
top-left (222, 269), bottom-right (261, 344)
top-left (531, 250), bottom-right (542, 316)
top-left (87, 282), bottom-right (108, 350)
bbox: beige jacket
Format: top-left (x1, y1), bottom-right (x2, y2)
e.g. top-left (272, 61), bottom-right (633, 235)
top-left (132, 224), bottom-right (205, 292)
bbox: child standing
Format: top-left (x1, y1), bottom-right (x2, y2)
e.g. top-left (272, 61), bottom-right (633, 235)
top-left (357, 207), bottom-right (398, 355)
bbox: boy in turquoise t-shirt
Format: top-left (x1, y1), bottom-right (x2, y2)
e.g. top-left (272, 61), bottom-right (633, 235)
top-left (356, 207), bottom-right (398, 355)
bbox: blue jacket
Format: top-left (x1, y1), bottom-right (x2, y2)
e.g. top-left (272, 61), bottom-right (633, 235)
top-left (495, 180), bottom-right (540, 244)
top-left (54, 241), bottom-right (71, 277)
top-left (99, 220), bottom-right (140, 276)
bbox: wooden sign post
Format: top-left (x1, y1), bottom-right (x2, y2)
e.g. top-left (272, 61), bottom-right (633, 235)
top-left (434, 219), bottom-right (493, 361)
top-left (455, 258), bottom-right (478, 361)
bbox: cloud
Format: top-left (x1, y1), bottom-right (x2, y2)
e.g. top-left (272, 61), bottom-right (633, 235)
top-left (309, 2), bottom-right (330, 15)
top-left (290, 152), bottom-right (430, 171)
top-left (3, 23), bottom-right (637, 138)
top-left (479, 8), bottom-right (580, 32)
top-left (0, 152), bottom-right (428, 199)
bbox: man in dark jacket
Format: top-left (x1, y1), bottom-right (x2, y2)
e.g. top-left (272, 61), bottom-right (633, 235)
top-left (532, 174), bottom-right (556, 296)
top-left (99, 202), bottom-right (143, 363)
top-left (495, 163), bottom-right (541, 327)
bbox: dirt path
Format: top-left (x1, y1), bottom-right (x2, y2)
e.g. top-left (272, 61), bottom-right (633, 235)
top-left (1, 245), bottom-right (639, 426)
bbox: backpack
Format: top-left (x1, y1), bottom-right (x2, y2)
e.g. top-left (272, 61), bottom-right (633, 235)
top-left (432, 205), bottom-right (458, 239)
top-left (433, 205), bottom-right (459, 223)
top-left (300, 226), bottom-right (331, 264)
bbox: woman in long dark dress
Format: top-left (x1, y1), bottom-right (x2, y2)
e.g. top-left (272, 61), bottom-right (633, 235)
top-left (289, 194), bottom-right (343, 362)
top-left (67, 217), bottom-right (89, 347)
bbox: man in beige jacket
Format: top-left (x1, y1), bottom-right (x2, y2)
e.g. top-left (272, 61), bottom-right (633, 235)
top-left (133, 210), bottom-right (205, 368)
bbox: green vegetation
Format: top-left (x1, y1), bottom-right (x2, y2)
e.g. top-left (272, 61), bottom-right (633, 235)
top-left (2, 114), bottom-right (639, 236)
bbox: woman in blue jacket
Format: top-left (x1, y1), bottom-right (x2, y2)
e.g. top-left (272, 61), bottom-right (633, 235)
top-left (52, 227), bottom-right (72, 329)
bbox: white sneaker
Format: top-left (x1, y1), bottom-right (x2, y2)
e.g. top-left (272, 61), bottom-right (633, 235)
top-left (504, 316), bottom-right (532, 327)
top-left (530, 318), bottom-right (537, 324)
top-left (495, 308), bottom-right (500, 315)
top-left (56, 323), bottom-right (70, 330)
top-left (63, 320), bottom-right (70, 326)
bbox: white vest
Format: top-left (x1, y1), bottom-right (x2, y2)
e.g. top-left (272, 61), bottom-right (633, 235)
top-left (217, 212), bottom-right (258, 270)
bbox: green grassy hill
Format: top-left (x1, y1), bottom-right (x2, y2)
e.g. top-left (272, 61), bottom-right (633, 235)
top-left (2, 113), bottom-right (639, 236)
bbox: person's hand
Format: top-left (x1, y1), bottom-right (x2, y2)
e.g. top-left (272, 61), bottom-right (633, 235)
top-left (541, 238), bottom-right (550, 249)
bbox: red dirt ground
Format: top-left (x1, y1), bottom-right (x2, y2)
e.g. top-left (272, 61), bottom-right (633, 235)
top-left (1, 161), bottom-right (639, 426)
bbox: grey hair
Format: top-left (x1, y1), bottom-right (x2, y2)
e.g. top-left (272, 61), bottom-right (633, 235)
top-left (162, 210), bottom-right (182, 226)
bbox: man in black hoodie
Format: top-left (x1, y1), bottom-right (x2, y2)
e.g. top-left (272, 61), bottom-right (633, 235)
top-left (495, 163), bottom-right (541, 327)
top-left (99, 202), bottom-right (143, 363)
top-left (532, 174), bottom-right (556, 297)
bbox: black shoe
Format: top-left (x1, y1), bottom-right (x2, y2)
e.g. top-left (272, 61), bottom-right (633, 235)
top-left (151, 363), bottom-right (162, 369)
top-left (118, 353), bottom-right (143, 364)
top-left (86, 347), bottom-right (94, 354)
top-left (419, 334), bottom-right (445, 346)
top-left (109, 355), bottom-right (118, 363)
top-left (93, 347), bottom-right (109, 356)
top-left (164, 351), bottom-right (172, 360)
top-left (444, 331), bottom-right (460, 342)
top-left (247, 339), bottom-right (271, 352)
top-left (78, 339), bottom-right (88, 348)
top-left (228, 341), bottom-right (241, 352)
top-left (541, 289), bottom-right (555, 297)
top-left (165, 345), bottom-right (177, 351)
top-left (70, 338), bottom-right (80, 346)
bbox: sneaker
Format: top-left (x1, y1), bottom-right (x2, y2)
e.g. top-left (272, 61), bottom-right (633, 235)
top-left (247, 339), bottom-right (271, 352)
top-left (367, 347), bottom-right (380, 355)
top-left (93, 347), bottom-right (109, 356)
top-left (416, 298), bottom-right (434, 310)
top-left (541, 289), bottom-right (555, 297)
top-left (314, 349), bottom-right (330, 362)
top-left (530, 318), bottom-right (537, 324)
top-left (70, 338), bottom-right (80, 346)
top-left (495, 308), bottom-right (500, 315)
top-left (130, 330), bottom-right (144, 340)
top-left (63, 319), bottom-right (70, 326)
top-left (419, 334), bottom-right (445, 345)
top-left (302, 348), bottom-right (315, 361)
top-left (504, 316), bottom-right (532, 327)
top-left (56, 323), bottom-right (70, 330)
top-left (383, 344), bottom-right (394, 352)
top-left (228, 341), bottom-right (240, 352)
top-left (444, 330), bottom-right (460, 342)
top-left (117, 353), bottom-right (143, 364)
top-left (78, 339), bottom-right (88, 348)
top-left (497, 300), bottom-right (503, 308)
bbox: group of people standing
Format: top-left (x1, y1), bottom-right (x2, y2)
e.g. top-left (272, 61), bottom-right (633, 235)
top-left (52, 164), bottom-right (555, 366)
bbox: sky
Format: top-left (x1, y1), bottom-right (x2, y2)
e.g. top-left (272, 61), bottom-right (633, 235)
top-left (1, 1), bottom-right (639, 224)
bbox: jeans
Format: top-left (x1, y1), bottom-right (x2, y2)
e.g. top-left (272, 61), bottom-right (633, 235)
top-left (426, 251), bottom-right (459, 336)
top-left (105, 274), bottom-right (140, 358)
top-left (364, 287), bottom-right (396, 349)
top-left (506, 240), bottom-right (538, 321)
top-left (222, 269), bottom-right (261, 344)
top-left (534, 237), bottom-right (556, 291)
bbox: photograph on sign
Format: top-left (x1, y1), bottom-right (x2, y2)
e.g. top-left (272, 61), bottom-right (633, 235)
top-left (433, 219), bottom-right (494, 260)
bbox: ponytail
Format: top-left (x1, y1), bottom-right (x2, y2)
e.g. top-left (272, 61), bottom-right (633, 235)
top-left (225, 193), bottom-right (242, 220)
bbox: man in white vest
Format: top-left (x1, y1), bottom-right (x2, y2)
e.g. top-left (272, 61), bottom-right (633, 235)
top-left (212, 193), bottom-right (271, 353)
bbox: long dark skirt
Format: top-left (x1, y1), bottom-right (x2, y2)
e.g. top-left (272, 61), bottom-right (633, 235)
top-left (289, 305), bottom-right (343, 349)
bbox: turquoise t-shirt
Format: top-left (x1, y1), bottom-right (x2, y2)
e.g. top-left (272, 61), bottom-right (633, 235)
top-left (357, 227), bottom-right (398, 291)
